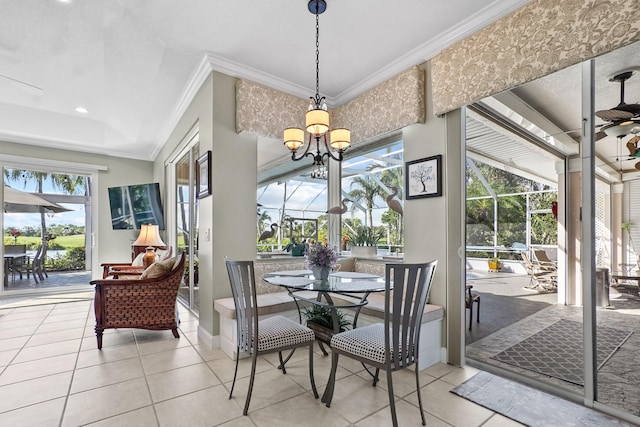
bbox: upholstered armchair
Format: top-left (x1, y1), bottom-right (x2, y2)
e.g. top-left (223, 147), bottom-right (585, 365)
top-left (91, 252), bottom-right (186, 349)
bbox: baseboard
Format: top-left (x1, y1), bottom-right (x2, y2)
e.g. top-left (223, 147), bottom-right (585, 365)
top-left (197, 325), bottom-right (220, 350)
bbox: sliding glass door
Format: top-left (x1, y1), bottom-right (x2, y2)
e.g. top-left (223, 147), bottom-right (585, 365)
top-left (175, 144), bottom-right (200, 314)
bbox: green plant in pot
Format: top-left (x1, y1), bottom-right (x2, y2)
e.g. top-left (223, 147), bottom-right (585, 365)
top-left (488, 256), bottom-right (502, 271)
top-left (345, 226), bottom-right (383, 257)
top-left (302, 304), bottom-right (350, 332)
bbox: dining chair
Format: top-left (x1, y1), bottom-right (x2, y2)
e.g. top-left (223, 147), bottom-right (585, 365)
top-left (225, 259), bottom-right (319, 416)
top-left (323, 260), bottom-right (437, 427)
top-left (11, 245), bottom-right (42, 283)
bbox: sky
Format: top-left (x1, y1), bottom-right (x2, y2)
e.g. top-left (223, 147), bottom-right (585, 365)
top-left (4, 173), bottom-right (87, 230)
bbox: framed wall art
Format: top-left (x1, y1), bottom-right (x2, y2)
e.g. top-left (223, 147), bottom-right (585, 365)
top-left (196, 150), bottom-right (212, 199)
top-left (405, 154), bottom-right (442, 199)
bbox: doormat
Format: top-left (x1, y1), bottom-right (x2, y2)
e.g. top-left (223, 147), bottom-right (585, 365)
top-left (491, 319), bottom-right (632, 385)
top-left (452, 371), bottom-right (633, 426)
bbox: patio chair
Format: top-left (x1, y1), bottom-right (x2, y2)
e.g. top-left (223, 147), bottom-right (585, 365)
top-left (532, 249), bottom-right (557, 272)
top-left (465, 284), bottom-right (480, 331)
top-left (521, 252), bottom-right (556, 291)
top-left (11, 245), bottom-right (42, 283)
top-left (225, 259), bottom-right (318, 416)
top-left (323, 261), bottom-right (437, 427)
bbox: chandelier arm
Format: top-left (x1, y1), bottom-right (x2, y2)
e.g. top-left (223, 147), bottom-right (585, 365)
top-left (320, 135), bottom-right (345, 162)
top-left (290, 134), bottom-right (315, 162)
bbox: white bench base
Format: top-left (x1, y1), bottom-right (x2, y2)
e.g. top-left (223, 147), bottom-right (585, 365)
top-left (214, 293), bottom-right (445, 369)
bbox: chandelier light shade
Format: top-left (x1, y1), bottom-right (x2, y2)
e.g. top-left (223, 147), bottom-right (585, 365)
top-left (283, 0), bottom-right (350, 179)
top-left (133, 224), bottom-right (166, 268)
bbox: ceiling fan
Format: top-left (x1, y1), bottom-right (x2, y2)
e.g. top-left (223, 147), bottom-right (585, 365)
top-left (595, 70), bottom-right (640, 140)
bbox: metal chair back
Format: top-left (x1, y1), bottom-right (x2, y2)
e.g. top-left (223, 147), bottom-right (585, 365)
top-left (384, 260), bottom-right (437, 371)
top-left (225, 259), bottom-right (259, 354)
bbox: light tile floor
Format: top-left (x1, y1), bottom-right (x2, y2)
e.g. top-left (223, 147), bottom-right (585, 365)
top-left (0, 300), bottom-right (528, 427)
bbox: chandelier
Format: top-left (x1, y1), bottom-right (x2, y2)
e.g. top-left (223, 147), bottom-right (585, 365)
top-left (283, 0), bottom-right (350, 179)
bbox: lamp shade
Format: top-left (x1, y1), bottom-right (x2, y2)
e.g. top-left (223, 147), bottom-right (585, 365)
top-left (305, 109), bottom-right (329, 136)
top-left (329, 128), bottom-right (351, 151)
top-left (283, 127), bottom-right (305, 151)
top-left (133, 224), bottom-right (166, 247)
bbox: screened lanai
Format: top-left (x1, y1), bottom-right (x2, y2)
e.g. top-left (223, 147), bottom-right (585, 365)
top-left (463, 43), bottom-right (640, 420)
top-left (256, 139), bottom-right (405, 254)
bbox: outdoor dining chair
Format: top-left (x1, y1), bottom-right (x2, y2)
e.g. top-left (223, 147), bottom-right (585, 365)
top-left (225, 259), bottom-right (318, 416)
top-left (11, 244), bottom-right (42, 283)
top-left (322, 260), bottom-right (437, 427)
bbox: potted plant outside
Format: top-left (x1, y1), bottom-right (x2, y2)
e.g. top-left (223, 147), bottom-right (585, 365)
top-left (345, 226), bottom-right (383, 257)
top-left (488, 256), bottom-right (502, 271)
top-left (302, 304), bottom-right (350, 344)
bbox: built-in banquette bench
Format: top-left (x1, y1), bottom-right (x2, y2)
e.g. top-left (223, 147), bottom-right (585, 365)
top-left (214, 256), bottom-right (444, 370)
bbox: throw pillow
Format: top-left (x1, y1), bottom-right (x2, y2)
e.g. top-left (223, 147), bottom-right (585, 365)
top-left (140, 256), bottom-right (177, 279)
top-left (156, 248), bottom-right (172, 261)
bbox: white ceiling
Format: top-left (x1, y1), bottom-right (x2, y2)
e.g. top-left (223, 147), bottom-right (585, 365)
top-left (510, 40), bottom-right (640, 181)
top-left (0, 0), bottom-right (530, 161)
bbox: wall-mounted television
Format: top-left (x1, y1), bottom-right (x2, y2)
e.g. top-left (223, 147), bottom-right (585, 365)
top-left (108, 182), bottom-right (165, 230)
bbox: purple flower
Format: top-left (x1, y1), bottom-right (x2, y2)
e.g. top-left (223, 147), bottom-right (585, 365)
top-left (305, 242), bottom-right (339, 268)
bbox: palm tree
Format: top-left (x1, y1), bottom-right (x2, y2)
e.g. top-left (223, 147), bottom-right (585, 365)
top-left (348, 175), bottom-right (384, 228)
top-left (4, 169), bottom-right (87, 244)
top-left (257, 208), bottom-right (271, 237)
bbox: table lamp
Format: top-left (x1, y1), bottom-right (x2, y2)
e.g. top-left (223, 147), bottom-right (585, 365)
top-left (132, 224), bottom-right (166, 268)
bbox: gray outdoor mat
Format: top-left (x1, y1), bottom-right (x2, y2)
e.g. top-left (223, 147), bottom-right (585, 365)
top-left (491, 319), bottom-right (632, 385)
top-left (452, 371), bottom-right (634, 427)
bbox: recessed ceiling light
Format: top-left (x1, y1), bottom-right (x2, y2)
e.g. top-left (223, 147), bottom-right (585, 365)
top-left (75, 106), bottom-right (88, 114)
top-left (57, 0), bottom-right (72, 3)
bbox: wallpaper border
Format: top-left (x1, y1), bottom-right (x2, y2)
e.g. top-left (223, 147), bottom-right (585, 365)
top-left (432, 0), bottom-right (640, 116)
top-left (236, 66), bottom-right (425, 146)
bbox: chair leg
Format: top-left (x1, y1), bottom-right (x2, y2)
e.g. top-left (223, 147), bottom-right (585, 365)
top-left (386, 369), bottom-right (398, 427)
top-left (229, 346), bottom-right (240, 399)
top-left (322, 351), bottom-right (339, 406)
top-left (415, 365), bottom-right (426, 426)
top-left (308, 342), bottom-right (319, 399)
top-left (476, 297), bottom-right (480, 323)
top-left (243, 351), bottom-right (259, 415)
top-left (468, 303), bottom-right (473, 331)
top-left (171, 327), bottom-right (180, 338)
top-left (96, 332), bottom-right (103, 350)
top-left (278, 351), bottom-right (287, 374)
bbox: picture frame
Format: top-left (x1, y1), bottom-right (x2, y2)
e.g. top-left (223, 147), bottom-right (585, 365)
top-left (405, 154), bottom-right (442, 199)
top-left (196, 151), bottom-right (212, 199)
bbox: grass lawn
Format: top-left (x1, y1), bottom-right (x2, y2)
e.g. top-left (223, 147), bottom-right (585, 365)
top-left (3, 234), bottom-right (85, 249)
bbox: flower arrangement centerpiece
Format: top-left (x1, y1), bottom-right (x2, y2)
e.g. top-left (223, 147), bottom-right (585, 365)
top-left (305, 242), bottom-right (339, 281)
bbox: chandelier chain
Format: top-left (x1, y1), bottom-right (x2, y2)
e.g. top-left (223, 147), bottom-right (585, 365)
top-left (315, 12), bottom-right (320, 104)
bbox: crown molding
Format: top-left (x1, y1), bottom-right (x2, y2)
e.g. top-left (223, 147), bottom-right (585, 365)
top-left (150, 52), bottom-right (320, 161)
top-left (0, 129), bottom-right (149, 162)
top-left (152, 0), bottom-right (531, 157)
top-left (150, 55), bottom-right (215, 161)
top-left (333, 0), bottom-right (531, 105)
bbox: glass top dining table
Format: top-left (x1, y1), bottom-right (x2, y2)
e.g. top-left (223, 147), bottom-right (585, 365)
top-left (262, 269), bottom-right (388, 341)
top-left (262, 269), bottom-right (386, 293)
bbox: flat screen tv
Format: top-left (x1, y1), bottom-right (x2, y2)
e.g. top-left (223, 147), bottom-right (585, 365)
top-left (108, 182), bottom-right (165, 230)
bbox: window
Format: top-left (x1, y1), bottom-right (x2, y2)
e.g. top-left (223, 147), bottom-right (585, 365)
top-left (340, 141), bottom-right (404, 254)
top-left (257, 138), bottom-right (404, 255)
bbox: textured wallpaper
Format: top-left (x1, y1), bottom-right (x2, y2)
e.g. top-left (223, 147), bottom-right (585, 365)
top-left (432, 0), bottom-right (640, 116)
top-left (236, 66), bottom-right (425, 145)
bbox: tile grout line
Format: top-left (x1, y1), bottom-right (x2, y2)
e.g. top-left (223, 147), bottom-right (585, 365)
top-left (57, 301), bottom-right (93, 427)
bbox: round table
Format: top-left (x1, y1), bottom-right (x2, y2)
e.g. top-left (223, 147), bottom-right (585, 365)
top-left (263, 269), bottom-right (387, 342)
